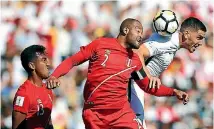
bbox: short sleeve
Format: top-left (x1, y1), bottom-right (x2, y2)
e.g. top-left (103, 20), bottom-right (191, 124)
top-left (144, 41), bottom-right (157, 56)
top-left (13, 90), bottom-right (30, 114)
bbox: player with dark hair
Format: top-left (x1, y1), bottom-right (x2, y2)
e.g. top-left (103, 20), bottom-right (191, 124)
top-left (180, 17), bottom-right (206, 33)
top-left (130, 17), bottom-right (207, 128)
top-left (47, 18), bottom-right (189, 129)
top-left (12, 45), bottom-right (55, 129)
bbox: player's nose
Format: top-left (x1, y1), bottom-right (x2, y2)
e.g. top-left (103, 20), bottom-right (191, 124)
top-left (46, 59), bottom-right (51, 68)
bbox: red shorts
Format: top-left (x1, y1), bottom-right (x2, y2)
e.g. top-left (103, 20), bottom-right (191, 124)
top-left (82, 102), bottom-right (143, 129)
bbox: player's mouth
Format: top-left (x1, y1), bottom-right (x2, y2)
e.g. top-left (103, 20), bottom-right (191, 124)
top-left (136, 37), bottom-right (142, 44)
top-left (46, 66), bottom-right (51, 72)
top-left (190, 43), bottom-right (201, 52)
top-left (136, 41), bottom-right (141, 46)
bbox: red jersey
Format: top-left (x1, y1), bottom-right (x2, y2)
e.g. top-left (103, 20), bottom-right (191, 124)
top-left (13, 80), bottom-right (53, 129)
top-left (83, 38), bottom-right (143, 109)
top-left (53, 38), bottom-right (142, 109)
top-left (52, 37), bottom-right (174, 109)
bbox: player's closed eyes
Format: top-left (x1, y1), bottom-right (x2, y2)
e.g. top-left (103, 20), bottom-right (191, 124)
top-left (42, 57), bottom-right (47, 62)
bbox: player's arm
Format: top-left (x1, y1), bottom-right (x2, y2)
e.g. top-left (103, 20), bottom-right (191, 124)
top-left (131, 70), bottom-right (189, 105)
top-left (136, 44), bottom-right (161, 88)
top-left (136, 44), bottom-right (151, 76)
top-left (12, 111), bottom-right (26, 129)
top-left (47, 40), bottom-right (99, 89)
top-left (12, 92), bottom-right (30, 129)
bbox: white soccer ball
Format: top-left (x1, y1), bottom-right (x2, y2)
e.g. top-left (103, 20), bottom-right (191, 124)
top-left (153, 10), bottom-right (179, 36)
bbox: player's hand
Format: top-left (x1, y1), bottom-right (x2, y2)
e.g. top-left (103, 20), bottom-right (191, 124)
top-left (173, 89), bottom-right (189, 105)
top-left (148, 76), bottom-right (161, 89)
top-left (46, 76), bottom-right (60, 89)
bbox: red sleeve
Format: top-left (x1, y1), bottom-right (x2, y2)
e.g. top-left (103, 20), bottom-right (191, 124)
top-left (13, 90), bottom-right (30, 114)
top-left (135, 77), bottom-right (174, 96)
top-left (51, 40), bottom-right (99, 78)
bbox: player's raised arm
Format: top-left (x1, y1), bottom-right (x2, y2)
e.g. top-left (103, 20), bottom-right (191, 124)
top-left (135, 44), bottom-right (151, 77)
top-left (135, 44), bottom-right (161, 89)
top-left (47, 39), bottom-right (99, 89)
top-left (131, 69), bottom-right (189, 105)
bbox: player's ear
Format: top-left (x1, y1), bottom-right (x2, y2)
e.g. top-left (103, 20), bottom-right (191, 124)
top-left (123, 27), bottom-right (129, 35)
top-left (28, 62), bottom-right (35, 71)
top-left (184, 30), bottom-right (190, 39)
top-left (181, 31), bottom-right (187, 42)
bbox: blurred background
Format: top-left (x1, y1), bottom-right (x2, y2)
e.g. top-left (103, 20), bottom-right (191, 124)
top-left (0, 0), bottom-right (213, 129)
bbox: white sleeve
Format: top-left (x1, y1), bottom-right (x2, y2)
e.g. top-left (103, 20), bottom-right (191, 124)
top-left (146, 53), bottom-right (175, 76)
top-left (144, 41), bottom-right (155, 57)
top-left (144, 41), bottom-right (160, 56)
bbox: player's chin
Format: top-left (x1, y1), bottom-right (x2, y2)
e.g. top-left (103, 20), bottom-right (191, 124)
top-left (42, 73), bottom-right (50, 79)
top-left (133, 42), bottom-right (141, 49)
top-left (189, 47), bottom-right (196, 53)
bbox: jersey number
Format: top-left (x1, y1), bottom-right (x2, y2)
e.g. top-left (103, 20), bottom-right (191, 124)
top-left (37, 103), bottom-right (44, 116)
top-left (37, 99), bottom-right (44, 116)
top-left (101, 54), bottom-right (109, 67)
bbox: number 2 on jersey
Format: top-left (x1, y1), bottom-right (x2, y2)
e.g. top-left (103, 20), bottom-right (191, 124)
top-left (101, 54), bottom-right (109, 67)
top-left (101, 49), bottom-right (111, 67)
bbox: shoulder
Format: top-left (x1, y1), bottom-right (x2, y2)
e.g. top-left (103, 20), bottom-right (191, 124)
top-left (170, 32), bottom-right (180, 47)
top-left (13, 81), bottom-right (31, 108)
top-left (86, 37), bottom-right (116, 49)
top-left (94, 37), bottom-right (116, 44)
top-left (16, 81), bottom-right (29, 94)
top-left (146, 33), bottom-right (171, 42)
top-left (91, 38), bottom-right (117, 51)
top-left (15, 80), bottom-right (32, 98)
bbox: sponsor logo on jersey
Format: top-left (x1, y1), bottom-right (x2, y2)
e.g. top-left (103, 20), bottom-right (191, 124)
top-left (105, 49), bottom-right (111, 55)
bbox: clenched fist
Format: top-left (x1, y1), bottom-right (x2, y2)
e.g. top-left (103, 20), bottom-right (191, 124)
top-left (173, 89), bottom-right (189, 105)
top-left (46, 76), bottom-right (60, 89)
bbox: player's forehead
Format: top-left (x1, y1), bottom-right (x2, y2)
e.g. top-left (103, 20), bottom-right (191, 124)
top-left (35, 51), bottom-right (48, 60)
top-left (131, 21), bottom-right (143, 30)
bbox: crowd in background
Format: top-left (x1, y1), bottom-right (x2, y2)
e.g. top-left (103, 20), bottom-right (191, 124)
top-left (1, 1), bottom-right (213, 129)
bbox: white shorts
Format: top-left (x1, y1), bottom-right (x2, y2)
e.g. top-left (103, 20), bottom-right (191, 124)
top-left (130, 80), bottom-right (147, 129)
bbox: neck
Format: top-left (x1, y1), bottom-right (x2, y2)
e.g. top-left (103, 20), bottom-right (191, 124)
top-left (28, 73), bottom-right (43, 87)
top-left (117, 35), bottom-right (129, 49)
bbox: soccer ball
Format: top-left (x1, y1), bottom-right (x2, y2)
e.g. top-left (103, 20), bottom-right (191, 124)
top-left (153, 10), bottom-right (179, 36)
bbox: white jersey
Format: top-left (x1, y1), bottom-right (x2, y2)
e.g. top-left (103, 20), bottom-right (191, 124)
top-left (144, 32), bottom-right (180, 76)
top-left (130, 32), bottom-right (180, 127)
